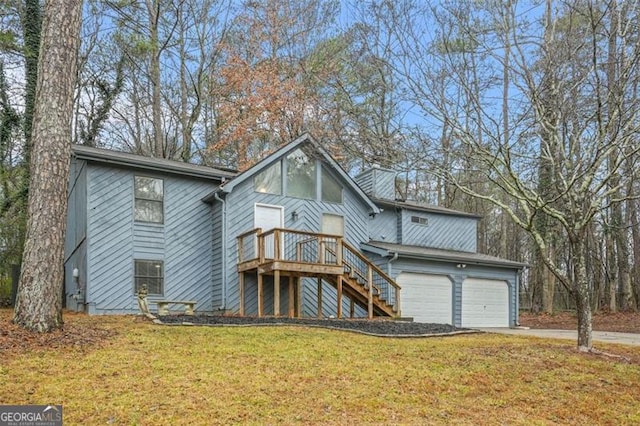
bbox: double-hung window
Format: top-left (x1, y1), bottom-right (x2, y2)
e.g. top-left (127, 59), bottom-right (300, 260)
top-left (134, 176), bottom-right (164, 223)
top-left (134, 259), bottom-right (164, 295)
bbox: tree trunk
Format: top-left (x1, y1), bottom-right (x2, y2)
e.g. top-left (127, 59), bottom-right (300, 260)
top-left (179, 4), bottom-right (191, 163)
top-left (542, 244), bottom-right (556, 313)
top-left (13, 0), bottom-right (83, 332)
top-left (631, 199), bottom-right (640, 309)
top-left (573, 239), bottom-right (593, 351)
top-left (20, 0), bottom-right (41, 158)
top-left (146, 0), bottom-right (163, 158)
top-left (606, 230), bottom-right (617, 312)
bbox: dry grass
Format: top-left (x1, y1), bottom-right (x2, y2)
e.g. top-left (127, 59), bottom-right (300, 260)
top-left (1, 311), bottom-right (640, 425)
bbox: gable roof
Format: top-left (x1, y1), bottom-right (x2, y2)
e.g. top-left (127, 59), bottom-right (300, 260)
top-left (72, 145), bottom-right (237, 181)
top-left (204, 134), bottom-right (380, 214)
top-left (371, 198), bottom-right (482, 219)
top-left (361, 240), bottom-right (527, 270)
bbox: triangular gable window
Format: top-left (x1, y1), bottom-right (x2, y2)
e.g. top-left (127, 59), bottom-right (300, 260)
top-left (254, 161), bottom-right (282, 195)
top-left (252, 144), bottom-right (343, 204)
top-left (321, 166), bottom-right (342, 204)
top-left (286, 147), bottom-right (316, 199)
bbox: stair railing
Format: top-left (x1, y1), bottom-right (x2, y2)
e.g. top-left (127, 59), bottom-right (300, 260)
top-left (237, 227), bottom-right (401, 317)
top-left (340, 241), bottom-right (401, 317)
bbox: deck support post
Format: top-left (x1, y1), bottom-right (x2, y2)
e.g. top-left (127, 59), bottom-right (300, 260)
top-left (257, 273), bottom-right (264, 317)
top-left (367, 266), bottom-right (373, 319)
top-left (336, 276), bottom-right (343, 319)
top-left (274, 270), bottom-right (280, 316)
top-left (350, 298), bottom-right (355, 318)
top-left (317, 277), bottom-right (323, 318)
top-left (239, 272), bottom-right (245, 316)
top-left (288, 276), bottom-right (295, 318)
top-left (296, 277), bottom-right (303, 318)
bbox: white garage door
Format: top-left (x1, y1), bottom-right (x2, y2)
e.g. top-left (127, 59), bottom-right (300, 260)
top-left (396, 273), bottom-right (452, 324)
top-left (461, 278), bottom-right (509, 327)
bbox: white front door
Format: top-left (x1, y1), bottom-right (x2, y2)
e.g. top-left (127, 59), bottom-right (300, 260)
top-left (254, 204), bottom-right (284, 258)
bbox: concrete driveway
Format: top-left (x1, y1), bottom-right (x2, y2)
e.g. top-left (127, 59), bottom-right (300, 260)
top-left (477, 328), bottom-right (640, 346)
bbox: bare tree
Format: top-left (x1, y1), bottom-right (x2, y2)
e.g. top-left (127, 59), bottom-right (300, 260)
top-left (13, 0), bottom-right (83, 332)
top-left (388, 0), bottom-right (640, 351)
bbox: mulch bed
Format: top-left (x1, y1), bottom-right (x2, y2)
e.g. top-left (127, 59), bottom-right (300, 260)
top-left (158, 315), bottom-right (473, 337)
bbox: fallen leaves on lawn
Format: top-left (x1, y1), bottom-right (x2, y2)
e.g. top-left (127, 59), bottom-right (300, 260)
top-left (0, 309), bottom-right (119, 358)
top-left (519, 310), bottom-right (640, 333)
top-left (1, 310), bottom-right (640, 425)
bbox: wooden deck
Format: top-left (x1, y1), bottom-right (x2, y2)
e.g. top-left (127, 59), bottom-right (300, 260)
top-left (237, 228), bottom-right (401, 319)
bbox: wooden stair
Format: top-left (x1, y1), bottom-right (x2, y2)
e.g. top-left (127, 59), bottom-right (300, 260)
top-left (319, 240), bottom-right (399, 318)
top-left (321, 273), bottom-right (397, 317)
top-left (237, 228), bottom-right (401, 319)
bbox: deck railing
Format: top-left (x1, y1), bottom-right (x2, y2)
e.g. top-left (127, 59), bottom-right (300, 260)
top-left (238, 228), bottom-right (342, 265)
top-left (236, 228), bottom-right (400, 316)
top-left (237, 228), bottom-right (262, 263)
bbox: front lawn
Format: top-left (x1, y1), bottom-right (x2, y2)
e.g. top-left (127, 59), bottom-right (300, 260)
top-left (1, 310), bottom-right (639, 424)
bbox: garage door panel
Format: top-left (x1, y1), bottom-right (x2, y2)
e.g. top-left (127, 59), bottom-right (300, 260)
top-left (461, 278), bottom-right (509, 327)
top-left (397, 273), bottom-right (452, 325)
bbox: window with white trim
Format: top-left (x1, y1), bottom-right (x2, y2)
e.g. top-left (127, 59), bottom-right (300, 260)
top-left (134, 176), bottom-right (164, 223)
top-left (134, 259), bottom-right (164, 295)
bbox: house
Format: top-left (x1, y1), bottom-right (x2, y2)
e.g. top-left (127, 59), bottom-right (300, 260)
top-left (64, 134), bottom-right (525, 327)
top-left (357, 168), bottom-right (526, 327)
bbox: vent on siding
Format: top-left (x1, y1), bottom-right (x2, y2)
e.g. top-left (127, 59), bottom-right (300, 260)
top-left (411, 216), bottom-right (428, 226)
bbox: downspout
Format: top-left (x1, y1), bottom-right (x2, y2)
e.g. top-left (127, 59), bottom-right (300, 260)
top-left (387, 251), bottom-right (399, 277)
top-left (214, 191), bottom-right (227, 311)
top-left (388, 251), bottom-right (399, 315)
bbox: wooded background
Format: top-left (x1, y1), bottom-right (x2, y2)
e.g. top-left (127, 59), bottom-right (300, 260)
top-left (1, 0), bottom-right (638, 315)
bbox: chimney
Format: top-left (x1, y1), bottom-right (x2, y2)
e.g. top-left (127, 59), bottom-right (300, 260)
top-left (355, 166), bottom-right (397, 200)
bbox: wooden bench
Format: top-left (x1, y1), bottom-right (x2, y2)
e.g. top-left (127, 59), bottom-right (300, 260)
top-left (156, 300), bottom-right (196, 316)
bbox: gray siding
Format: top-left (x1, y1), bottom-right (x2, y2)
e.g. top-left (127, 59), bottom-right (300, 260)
top-left (368, 209), bottom-right (398, 243)
top-left (133, 224), bottom-right (164, 257)
top-left (164, 176), bottom-right (214, 310)
top-left (219, 173), bottom-right (372, 314)
top-left (86, 165), bottom-right (133, 313)
top-left (401, 209), bottom-right (477, 252)
top-left (211, 201), bottom-right (224, 311)
top-left (64, 158), bottom-right (88, 310)
top-left (85, 164), bottom-right (217, 314)
top-left (65, 158), bottom-right (87, 257)
top-left (374, 255), bottom-right (519, 327)
top-left (354, 168), bottom-right (396, 200)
